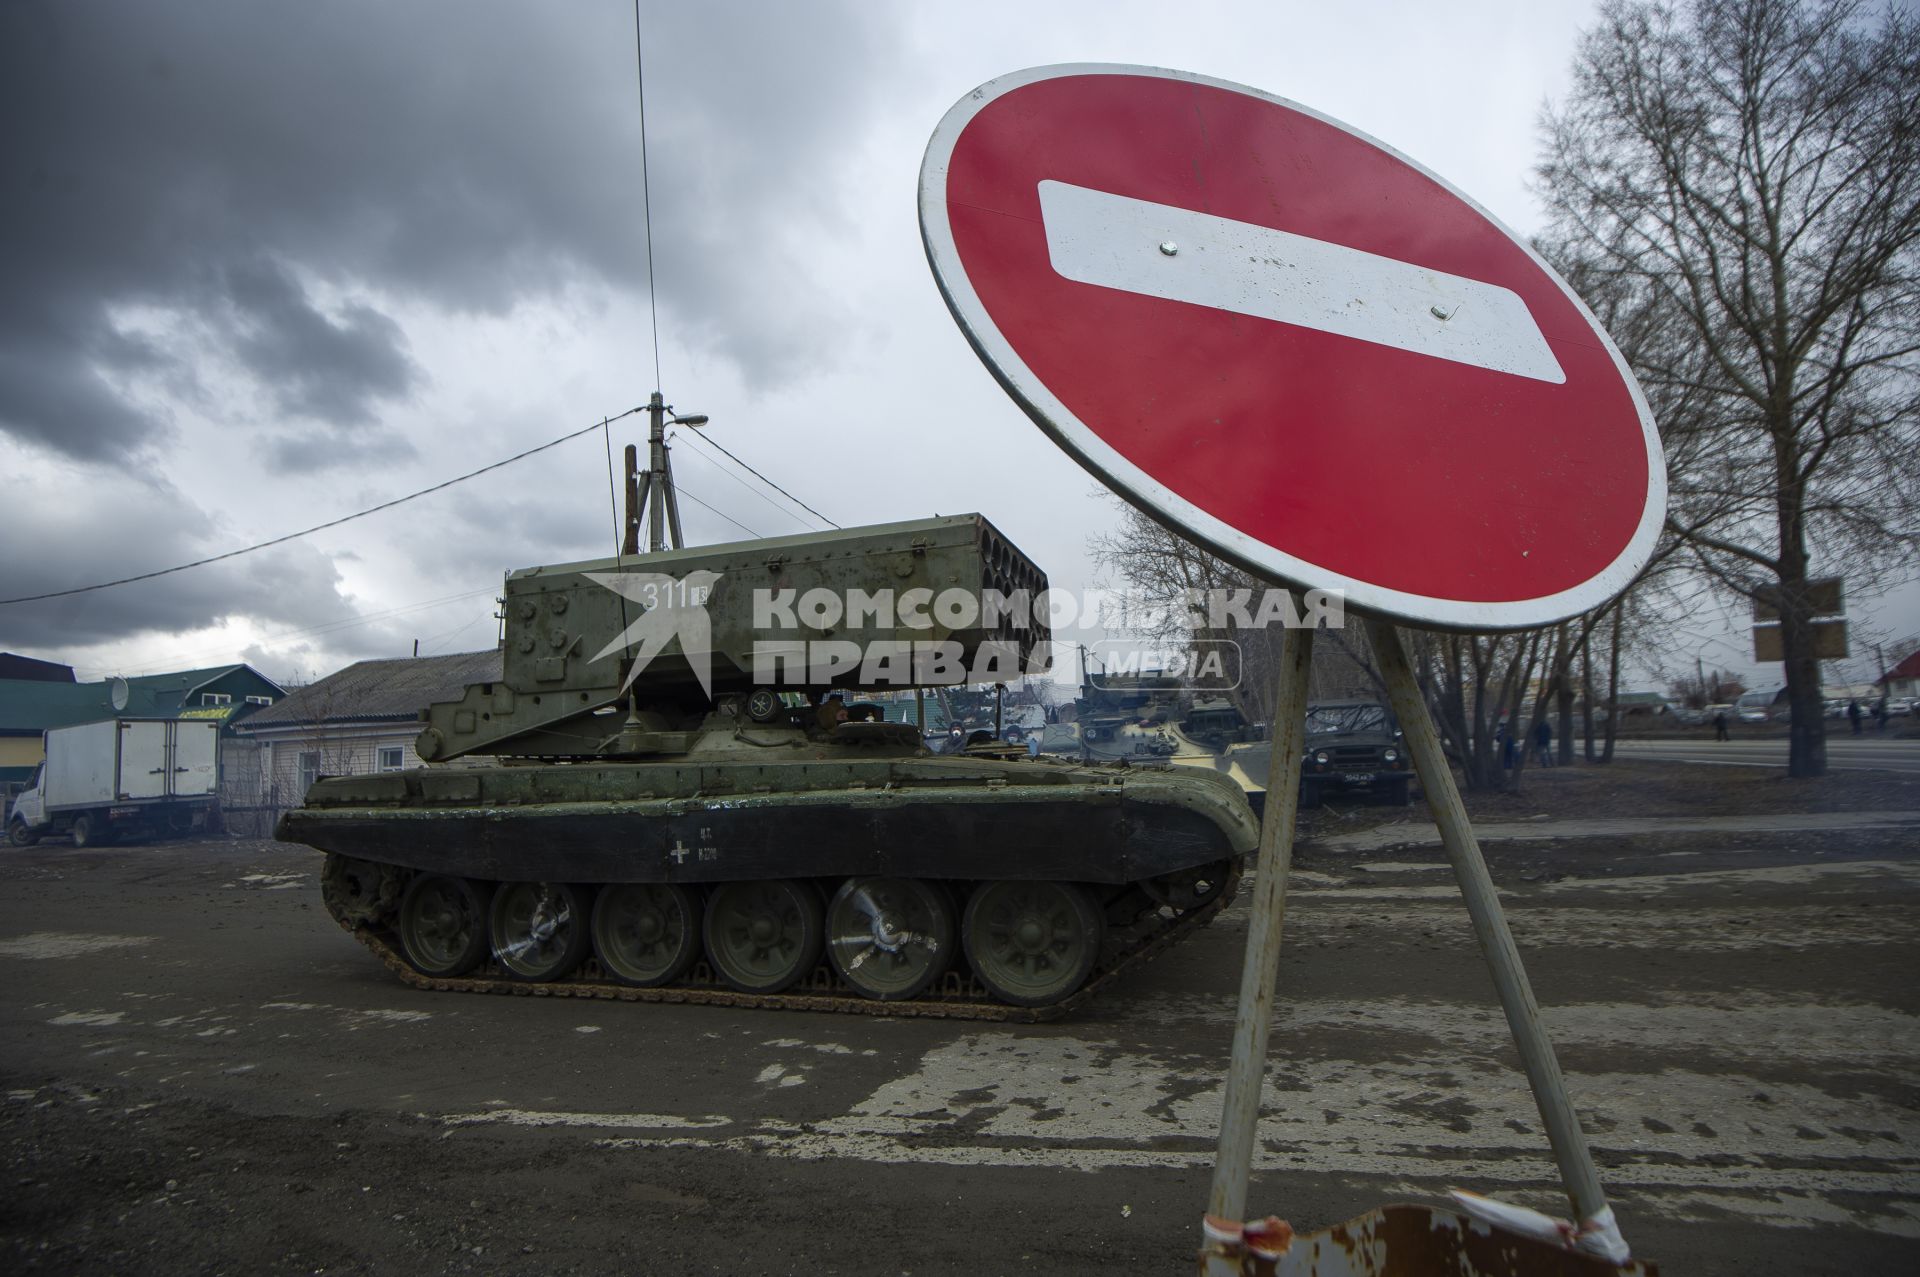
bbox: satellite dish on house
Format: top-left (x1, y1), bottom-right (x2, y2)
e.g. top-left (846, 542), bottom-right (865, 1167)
top-left (109, 677), bottom-right (129, 712)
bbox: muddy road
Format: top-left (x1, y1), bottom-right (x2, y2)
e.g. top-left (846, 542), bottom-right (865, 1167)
top-left (3, 819), bottom-right (1917, 1275)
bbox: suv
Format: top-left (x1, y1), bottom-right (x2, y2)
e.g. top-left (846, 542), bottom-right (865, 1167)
top-left (1301, 700), bottom-right (1412, 807)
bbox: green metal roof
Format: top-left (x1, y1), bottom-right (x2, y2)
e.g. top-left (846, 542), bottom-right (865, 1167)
top-left (124, 665), bottom-right (286, 702)
top-left (0, 680), bottom-right (119, 734)
top-left (0, 662), bottom-right (286, 735)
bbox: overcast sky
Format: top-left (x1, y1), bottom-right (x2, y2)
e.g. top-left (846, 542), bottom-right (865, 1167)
top-left (1, 1), bottom-right (1912, 694)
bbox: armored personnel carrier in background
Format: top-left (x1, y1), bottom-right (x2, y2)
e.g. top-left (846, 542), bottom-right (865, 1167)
top-left (280, 513), bottom-right (1258, 1020)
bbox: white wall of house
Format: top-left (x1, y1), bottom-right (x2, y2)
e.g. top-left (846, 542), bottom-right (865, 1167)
top-left (224, 721), bottom-right (495, 836)
top-left (249, 723), bottom-right (432, 806)
top-left (224, 723), bottom-right (423, 835)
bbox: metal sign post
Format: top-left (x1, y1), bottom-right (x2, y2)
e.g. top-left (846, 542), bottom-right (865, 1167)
top-left (1206, 623), bottom-right (1313, 1225)
top-left (919, 62), bottom-right (1664, 1273)
top-left (1366, 618), bottom-right (1617, 1245)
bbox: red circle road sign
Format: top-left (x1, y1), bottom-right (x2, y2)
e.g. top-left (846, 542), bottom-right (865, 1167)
top-left (919, 65), bottom-right (1664, 630)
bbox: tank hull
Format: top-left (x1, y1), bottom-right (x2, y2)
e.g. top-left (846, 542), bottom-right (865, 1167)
top-left (283, 768), bottom-right (1248, 886)
top-left (281, 747), bottom-right (1259, 1017)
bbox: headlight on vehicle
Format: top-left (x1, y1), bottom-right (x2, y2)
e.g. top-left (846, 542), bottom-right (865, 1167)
top-left (1382, 748), bottom-right (1398, 763)
top-left (1313, 750), bottom-right (1330, 765)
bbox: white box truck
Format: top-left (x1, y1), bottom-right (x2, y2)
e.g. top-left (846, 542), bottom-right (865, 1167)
top-left (7, 718), bottom-right (220, 847)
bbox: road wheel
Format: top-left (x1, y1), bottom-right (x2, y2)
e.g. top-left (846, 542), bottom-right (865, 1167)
top-left (69, 815), bottom-right (96, 848)
top-left (321, 854), bottom-right (404, 928)
top-left (489, 881), bottom-right (591, 982)
top-left (962, 880), bottom-right (1103, 1008)
top-left (398, 874), bottom-right (491, 977)
top-left (7, 819), bottom-right (38, 848)
top-left (826, 877), bottom-right (954, 1001)
top-left (703, 879), bottom-right (824, 994)
top-left (592, 882), bottom-right (702, 986)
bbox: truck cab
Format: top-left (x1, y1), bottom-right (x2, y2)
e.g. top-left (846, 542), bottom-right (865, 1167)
top-left (7, 763), bottom-right (46, 844)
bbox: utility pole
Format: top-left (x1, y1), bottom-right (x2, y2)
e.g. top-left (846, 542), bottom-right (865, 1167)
top-left (647, 392), bottom-right (673, 551)
top-left (621, 443), bottom-right (640, 556)
top-left (620, 392), bottom-right (708, 555)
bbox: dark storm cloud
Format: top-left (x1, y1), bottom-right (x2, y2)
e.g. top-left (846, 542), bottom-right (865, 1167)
top-left (0, 1), bottom-right (907, 462)
top-left (222, 258), bottom-right (420, 426)
top-left (0, 321), bottom-right (155, 459)
top-left (0, 471), bottom-right (358, 652)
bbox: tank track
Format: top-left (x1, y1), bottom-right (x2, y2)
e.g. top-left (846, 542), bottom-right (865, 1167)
top-left (333, 864), bottom-right (1243, 1024)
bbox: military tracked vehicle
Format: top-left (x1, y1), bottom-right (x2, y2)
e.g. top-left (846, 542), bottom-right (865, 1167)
top-left (280, 513), bottom-right (1258, 1021)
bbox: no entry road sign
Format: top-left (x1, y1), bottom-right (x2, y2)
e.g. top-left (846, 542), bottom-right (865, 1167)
top-left (920, 65), bottom-right (1665, 629)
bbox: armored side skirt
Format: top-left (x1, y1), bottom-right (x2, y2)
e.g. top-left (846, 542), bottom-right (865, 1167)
top-left (280, 786), bottom-right (1240, 886)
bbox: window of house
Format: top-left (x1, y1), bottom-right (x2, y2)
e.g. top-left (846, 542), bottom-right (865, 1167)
top-left (202, 692), bottom-right (232, 706)
top-left (245, 694), bottom-right (273, 706)
top-left (377, 746), bottom-right (405, 773)
top-left (298, 751), bottom-right (321, 793)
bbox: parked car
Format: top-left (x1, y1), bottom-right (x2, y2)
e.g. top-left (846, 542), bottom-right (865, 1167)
top-left (1300, 700), bottom-right (1412, 807)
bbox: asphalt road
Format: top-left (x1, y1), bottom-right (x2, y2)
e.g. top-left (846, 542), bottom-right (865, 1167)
top-left (3, 828), bottom-right (1918, 1275)
top-left (1611, 734), bottom-right (1920, 773)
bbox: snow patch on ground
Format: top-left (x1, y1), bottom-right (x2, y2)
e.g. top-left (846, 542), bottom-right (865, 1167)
top-left (50, 1010), bottom-right (126, 1027)
top-left (0, 932), bottom-right (157, 960)
top-left (442, 1110), bottom-right (730, 1131)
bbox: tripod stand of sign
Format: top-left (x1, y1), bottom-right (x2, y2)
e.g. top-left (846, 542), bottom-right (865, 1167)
top-left (921, 64), bottom-right (1664, 1271)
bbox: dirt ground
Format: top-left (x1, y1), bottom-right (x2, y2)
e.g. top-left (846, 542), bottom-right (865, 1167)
top-left (2, 1084), bottom-right (955, 1277)
top-left (3, 759), bottom-right (1917, 1275)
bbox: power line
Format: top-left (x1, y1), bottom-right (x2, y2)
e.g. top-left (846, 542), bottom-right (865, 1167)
top-left (676, 427), bottom-right (839, 528)
top-left (420, 610), bottom-right (493, 657)
top-left (0, 408), bottom-right (643, 607)
top-left (673, 481), bottom-right (764, 540)
top-left (602, 417), bottom-right (625, 557)
top-left (670, 430), bottom-right (820, 531)
top-left (633, 0), bottom-right (662, 394)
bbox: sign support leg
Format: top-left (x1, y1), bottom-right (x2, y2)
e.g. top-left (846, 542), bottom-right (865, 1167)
top-left (1205, 622), bottom-right (1314, 1228)
top-left (1365, 617), bottom-right (1614, 1233)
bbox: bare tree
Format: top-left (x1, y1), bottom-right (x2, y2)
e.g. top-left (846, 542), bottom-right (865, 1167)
top-left (1086, 502), bottom-right (1369, 726)
top-left (1538, 0), bottom-right (1920, 776)
top-left (1405, 628), bottom-right (1549, 791)
top-left (1091, 502), bottom-right (1668, 791)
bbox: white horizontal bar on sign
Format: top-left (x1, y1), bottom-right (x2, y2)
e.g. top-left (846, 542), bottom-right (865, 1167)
top-left (1037, 180), bottom-right (1565, 384)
